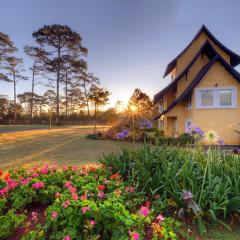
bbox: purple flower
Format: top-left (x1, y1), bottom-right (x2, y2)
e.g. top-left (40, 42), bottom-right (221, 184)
top-left (117, 129), bottom-right (129, 139)
top-left (193, 127), bottom-right (204, 137)
top-left (139, 119), bottom-right (153, 129)
top-left (218, 138), bottom-right (224, 145)
top-left (182, 190), bottom-right (193, 202)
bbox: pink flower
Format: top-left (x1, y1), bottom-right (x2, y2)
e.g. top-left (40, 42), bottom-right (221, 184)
top-left (6, 178), bottom-right (18, 189)
top-left (64, 181), bottom-right (72, 188)
top-left (31, 211), bottom-right (38, 222)
top-left (0, 187), bottom-right (8, 195)
top-left (63, 166), bottom-right (68, 171)
top-left (55, 192), bottom-right (61, 198)
top-left (90, 219), bottom-right (95, 226)
top-left (98, 191), bottom-right (106, 199)
top-left (126, 186), bottom-right (135, 193)
top-left (80, 195), bottom-right (87, 201)
top-left (51, 211), bottom-right (58, 220)
top-left (82, 206), bottom-right (90, 214)
top-left (62, 200), bottom-right (70, 208)
top-left (71, 193), bottom-right (78, 201)
top-left (156, 214), bottom-right (165, 222)
top-left (21, 177), bottom-right (32, 185)
top-left (32, 182), bottom-right (45, 189)
top-left (72, 166), bottom-right (78, 171)
top-left (140, 206), bottom-right (149, 217)
top-left (68, 186), bottom-right (77, 194)
top-left (104, 179), bottom-right (110, 184)
top-left (32, 172), bottom-right (39, 177)
top-left (40, 167), bottom-right (49, 174)
top-left (132, 232), bottom-right (140, 240)
top-left (63, 235), bottom-right (71, 240)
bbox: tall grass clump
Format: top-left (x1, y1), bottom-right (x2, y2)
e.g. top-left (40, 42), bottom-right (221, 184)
top-left (101, 144), bottom-right (240, 231)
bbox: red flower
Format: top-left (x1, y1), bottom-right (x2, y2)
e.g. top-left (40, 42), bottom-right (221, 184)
top-left (110, 173), bottom-right (120, 180)
top-left (4, 173), bottom-right (11, 180)
top-left (0, 170), bottom-right (3, 176)
top-left (97, 185), bottom-right (105, 191)
top-left (145, 200), bottom-right (151, 208)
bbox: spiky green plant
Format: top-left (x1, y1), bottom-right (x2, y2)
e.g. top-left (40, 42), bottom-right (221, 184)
top-left (101, 144), bottom-right (240, 234)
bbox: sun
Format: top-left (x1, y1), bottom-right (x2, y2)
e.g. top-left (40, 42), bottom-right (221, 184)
top-left (130, 105), bottom-right (137, 112)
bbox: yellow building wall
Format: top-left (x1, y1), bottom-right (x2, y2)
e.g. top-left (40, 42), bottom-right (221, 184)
top-left (176, 32), bottom-right (230, 76)
top-left (163, 62), bottom-right (240, 144)
top-left (176, 54), bottom-right (209, 99)
top-left (192, 62), bottom-right (240, 144)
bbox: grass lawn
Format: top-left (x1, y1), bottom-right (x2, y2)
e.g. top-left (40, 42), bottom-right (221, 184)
top-left (207, 228), bottom-right (240, 240)
top-left (0, 125), bottom-right (135, 170)
top-left (0, 124), bottom-right (69, 133)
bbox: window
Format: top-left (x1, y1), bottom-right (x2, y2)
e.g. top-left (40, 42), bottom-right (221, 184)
top-left (185, 95), bottom-right (192, 109)
top-left (201, 90), bottom-right (213, 107)
top-left (196, 87), bottom-right (237, 109)
top-left (219, 90), bottom-right (232, 106)
top-left (185, 119), bottom-right (193, 132)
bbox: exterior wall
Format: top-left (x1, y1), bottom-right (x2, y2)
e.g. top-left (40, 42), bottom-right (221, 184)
top-left (191, 62), bottom-right (240, 144)
top-left (176, 54), bottom-right (209, 98)
top-left (164, 102), bottom-right (191, 135)
top-left (163, 62), bottom-right (240, 144)
top-left (176, 32), bottom-right (230, 76)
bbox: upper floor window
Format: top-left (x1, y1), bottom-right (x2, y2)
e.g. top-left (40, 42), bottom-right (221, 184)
top-left (185, 95), bottom-right (192, 109)
top-left (196, 87), bottom-right (237, 109)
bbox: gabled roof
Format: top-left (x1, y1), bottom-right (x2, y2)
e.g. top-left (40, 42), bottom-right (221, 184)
top-left (154, 54), bottom-right (240, 120)
top-left (163, 25), bottom-right (240, 77)
top-left (154, 40), bottom-right (218, 104)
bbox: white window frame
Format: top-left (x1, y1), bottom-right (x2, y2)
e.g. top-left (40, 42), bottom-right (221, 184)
top-left (185, 119), bottom-right (193, 132)
top-left (196, 87), bottom-right (237, 109)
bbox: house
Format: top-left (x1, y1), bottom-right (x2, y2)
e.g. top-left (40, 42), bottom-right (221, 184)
top-left (154, 25), bottom-right (240, 144)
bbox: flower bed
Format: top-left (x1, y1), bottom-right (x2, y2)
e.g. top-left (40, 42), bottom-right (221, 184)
top-left (101, 145), bottom-right (240, 236)
top-left (0, 164), bottom-right (181, 240)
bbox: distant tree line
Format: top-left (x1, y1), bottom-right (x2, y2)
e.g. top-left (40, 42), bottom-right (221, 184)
top-left (0, 24), bottom-right (111, 125)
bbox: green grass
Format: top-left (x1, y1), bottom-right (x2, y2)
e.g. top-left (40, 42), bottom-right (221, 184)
top-left (207, 227), bottom-right (240, 240)
top-left (0, 124), bottom-right (69, 133)
top-left (0, 125), bottom-right (136, 170)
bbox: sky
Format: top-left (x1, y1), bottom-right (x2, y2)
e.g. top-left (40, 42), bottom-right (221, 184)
top-left (1, 0), bottom-right (240, 107)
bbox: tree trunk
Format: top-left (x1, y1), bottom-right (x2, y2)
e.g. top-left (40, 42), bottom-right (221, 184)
top-left (83, 80), bottom-right (90, 116)
top-left (65, 68), bottom-right (68, 119)
top-left (94, 102), bottom-right (97, 133)
top-left (2, 102), bottom-right (5, 123)
top-left (30, 63), bottom-right (36, 124)
top-left (56, 46), bottom-right (61, 123)
top-left (13, 73), bottom-right (16, 122)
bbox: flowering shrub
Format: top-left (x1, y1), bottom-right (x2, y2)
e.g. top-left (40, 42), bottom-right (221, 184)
top-left (0, 164), bottom-right (179, 239)
top-left (116, 129), bottom-right (129, 140)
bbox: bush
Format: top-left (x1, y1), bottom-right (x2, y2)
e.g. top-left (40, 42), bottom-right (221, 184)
top-left (101, 145), bottom-right (240, 234)
top-left (0, 164), bottom-right (180, 239)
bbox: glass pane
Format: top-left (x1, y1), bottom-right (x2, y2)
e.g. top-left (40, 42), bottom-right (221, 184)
top-left (220, 90), bottom-right (232, 106)
top-left (201, 90), bottom-right (213, 106)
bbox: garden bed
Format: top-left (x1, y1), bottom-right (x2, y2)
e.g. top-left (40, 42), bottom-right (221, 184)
top-left (0, 164), bottom-right (182, 240)
top-left (1, 145), bottom-right (240, 239)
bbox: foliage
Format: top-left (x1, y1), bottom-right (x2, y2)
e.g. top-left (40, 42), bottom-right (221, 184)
top-left (89, 85), bottom-right (111, 132)
top-left (0, 164), bottom-right (180, 239)
top-left (101, 145), bottom-right (240, 235)
top-left (0, 210), bottom-right (26, 239)
top-left (128, 88), bottom-right (153, 114)
top-left (32, 24), bottom-right (88, 121)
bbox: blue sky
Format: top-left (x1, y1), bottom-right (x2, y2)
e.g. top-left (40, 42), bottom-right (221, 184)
top-left (1, 0), bottom-right (240, 106)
